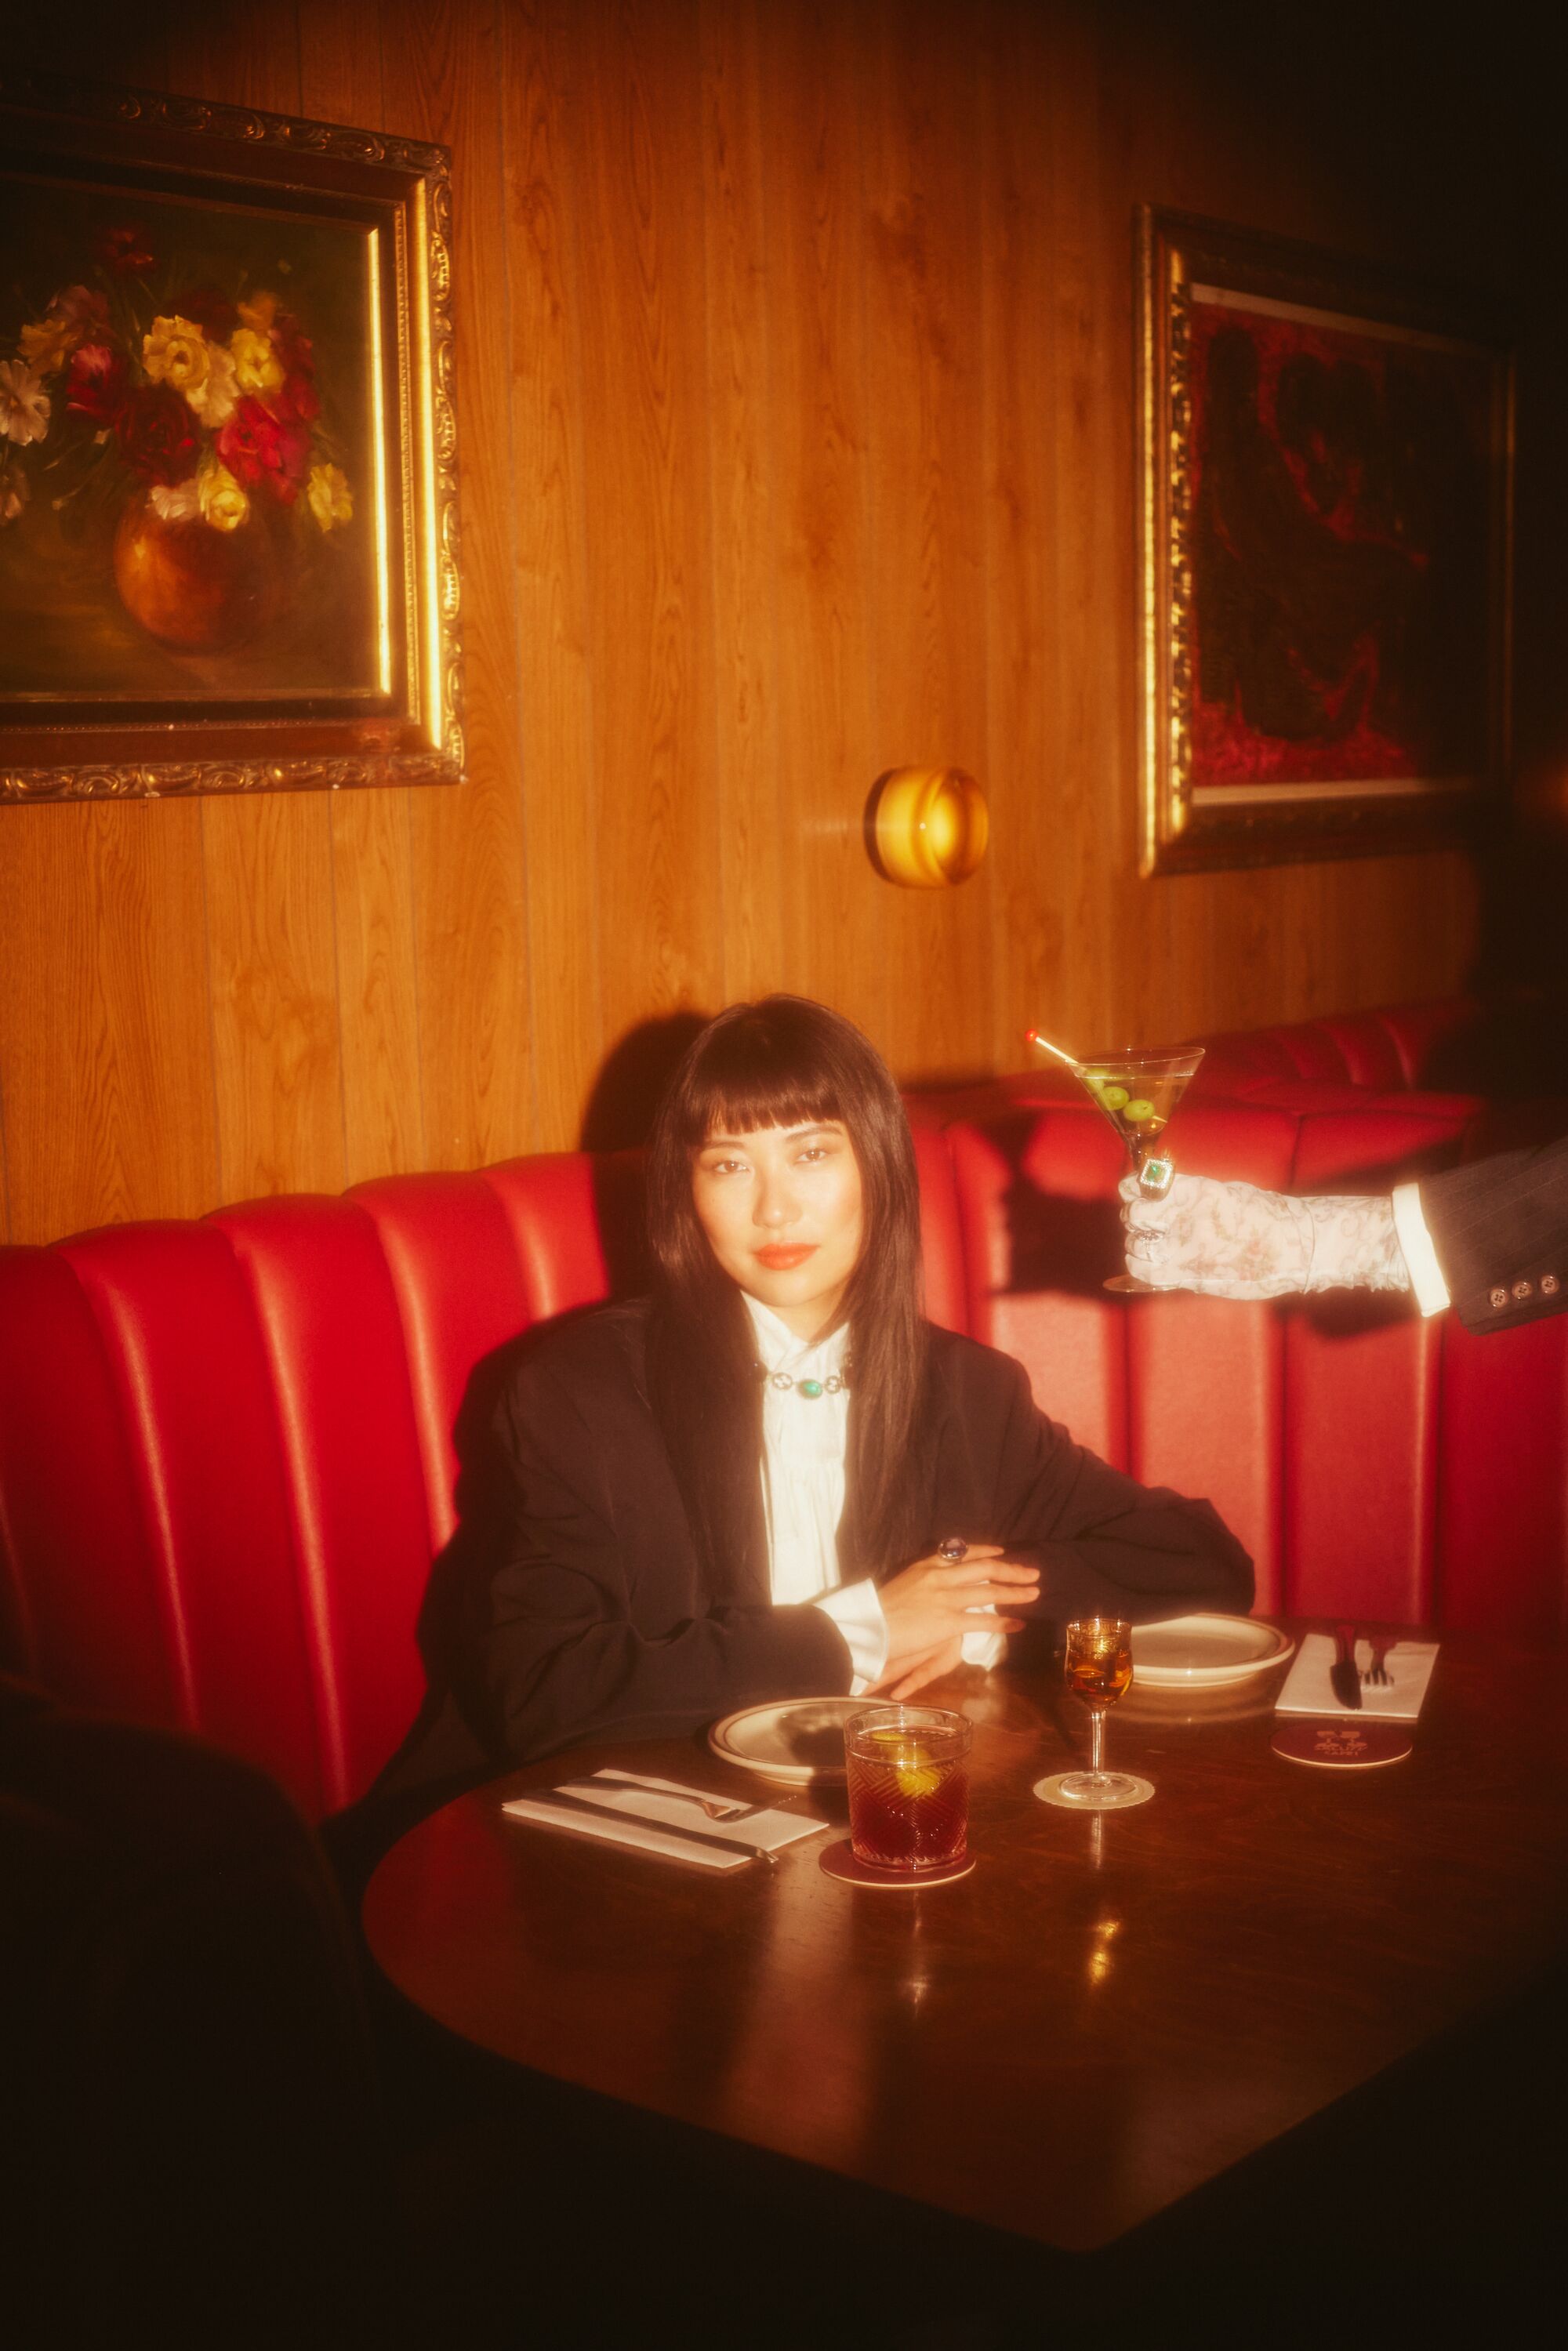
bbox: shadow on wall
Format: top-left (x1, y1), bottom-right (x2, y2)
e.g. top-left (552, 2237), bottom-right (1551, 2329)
top-left (579, 1012), bottom-right (712, 1152)
top-left (579, 1010), bottom-right (713, 1303)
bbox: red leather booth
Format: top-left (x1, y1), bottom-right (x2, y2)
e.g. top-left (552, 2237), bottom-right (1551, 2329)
top-left (1183, 996), bottom-right (1483, 1095)
top-left (2, 1058), bottom-right (1564, 1829)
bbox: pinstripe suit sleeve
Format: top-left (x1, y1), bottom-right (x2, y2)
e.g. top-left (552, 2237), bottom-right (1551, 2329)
top-left (1417, 1134), bottom-right (1568, 1333)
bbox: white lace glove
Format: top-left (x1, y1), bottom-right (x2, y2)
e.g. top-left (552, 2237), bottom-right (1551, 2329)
top-left (1119, 1174), bottom-right (1411, 1299)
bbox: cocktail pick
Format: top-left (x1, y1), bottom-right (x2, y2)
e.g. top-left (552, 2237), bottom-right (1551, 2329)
top-left (1024, 1029), bottom-right (1083, 1076)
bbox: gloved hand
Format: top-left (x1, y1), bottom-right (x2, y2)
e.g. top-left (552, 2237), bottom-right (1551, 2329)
top-left (1119, 1174), bottom-right (1411, 1299)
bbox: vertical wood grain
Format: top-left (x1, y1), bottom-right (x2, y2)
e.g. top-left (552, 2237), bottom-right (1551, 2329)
top-left (0, 804), bottom-right (218, 1243)
top-left (699, 0), bottom-right (787, 1007)
top-left (380, 0), bottom-right (535, 1172)
top-left (981, 0), bottom-right (1058, 1072)
top-left (502, 0), bottom-right (604, 1142)
top-left (758, 0), bottom-right (879, 1025)
top-left (326, 791), bottom-right (428, 1182)
top-left (200, 794), bottom-right (347, 1199)
top-left (565, 0), bottom-right (725, 1033)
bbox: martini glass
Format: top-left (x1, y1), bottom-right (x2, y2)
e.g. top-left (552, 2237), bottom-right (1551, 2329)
top-left (1026, 1032), bottom-right (1205, 1293)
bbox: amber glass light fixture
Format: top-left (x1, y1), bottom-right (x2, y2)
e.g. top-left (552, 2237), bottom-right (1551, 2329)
top-left (866, 767), bottom-right (989, 888)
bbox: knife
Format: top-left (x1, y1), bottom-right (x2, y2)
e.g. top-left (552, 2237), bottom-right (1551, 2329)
top-left (526, 1787), bottom-right (780, 1868)
top-left (1330, 1623), bottom-right (1363, 1711)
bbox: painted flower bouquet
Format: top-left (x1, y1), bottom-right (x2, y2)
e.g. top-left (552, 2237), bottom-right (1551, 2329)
top-left (0, 217), bottom-right (353, 651)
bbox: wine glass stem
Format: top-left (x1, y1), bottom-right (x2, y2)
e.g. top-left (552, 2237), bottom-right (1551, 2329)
top-left (1090, 1707), bottom-right (1105, 1780)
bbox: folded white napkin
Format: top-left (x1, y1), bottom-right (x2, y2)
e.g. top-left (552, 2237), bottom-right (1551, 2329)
top-left (1276, 1633), bottom-right (1439, 1722)
top-left (503, 1769), bottom-right (829, 1871)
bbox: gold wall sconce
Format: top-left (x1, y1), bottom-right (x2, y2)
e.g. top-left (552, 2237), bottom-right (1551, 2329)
top-left (865, 766), bottom-right (989, 888)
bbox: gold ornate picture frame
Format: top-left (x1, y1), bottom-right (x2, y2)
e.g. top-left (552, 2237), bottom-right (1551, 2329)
top-left (1138, 206), bottom-right (1512, 876)
top-left (0, 72), bottom-right (461, 800)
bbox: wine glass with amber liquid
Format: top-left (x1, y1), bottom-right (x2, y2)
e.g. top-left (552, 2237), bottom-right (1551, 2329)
top-left (1028, 1035), bottom-right (1205, 1293)
top-left (1057, 1618), bottom-right (1152, 1809)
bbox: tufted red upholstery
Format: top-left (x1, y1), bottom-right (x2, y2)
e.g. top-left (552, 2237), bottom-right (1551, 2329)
top-left (1187, 998), bottom-right (1484, 1097)
top-left (2, 1068), bottom-right (1563, 1823)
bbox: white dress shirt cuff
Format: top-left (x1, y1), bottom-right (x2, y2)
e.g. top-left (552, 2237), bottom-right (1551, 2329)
top-left (814, 1579), bottom-right (889, 1695)
top-left (1392, 1181), bottom-right (1452, 1317)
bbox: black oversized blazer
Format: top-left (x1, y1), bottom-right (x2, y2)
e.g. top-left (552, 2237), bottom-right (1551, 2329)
top-left (404, 1301), bottom-right (1254, 1776)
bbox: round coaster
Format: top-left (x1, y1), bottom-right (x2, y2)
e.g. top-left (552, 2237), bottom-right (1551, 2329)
top-left (1272, 1718), bottom-right (1413, 1769)
top-left (1033, 1772), bottom-right (1155, 1812)
top-left (819, 1839), bottom-right (975, 1889)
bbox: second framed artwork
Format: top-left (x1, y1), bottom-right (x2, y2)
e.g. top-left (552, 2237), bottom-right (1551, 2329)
top-left (1138, 207), bottom-right (1512, 875)
top-left (0, 72), bottom-right (461, 800)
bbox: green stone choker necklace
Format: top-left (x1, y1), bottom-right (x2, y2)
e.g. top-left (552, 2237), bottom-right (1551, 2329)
top-left (754, 1362), bottom-right (850, 1399)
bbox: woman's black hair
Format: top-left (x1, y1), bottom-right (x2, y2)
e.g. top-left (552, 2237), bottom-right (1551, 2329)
top-left (644, 996), bottom-right (928, 1589)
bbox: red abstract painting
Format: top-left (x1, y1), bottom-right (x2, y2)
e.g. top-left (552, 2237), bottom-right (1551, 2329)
top-left (1187, 295), bottom-right (1494, 791)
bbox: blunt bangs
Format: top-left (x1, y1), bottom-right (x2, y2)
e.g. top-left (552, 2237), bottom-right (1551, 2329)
top-left (683, 1070), bottom-right (846, 1152)
top-left (664, 1000), bottom-right (865, 1154)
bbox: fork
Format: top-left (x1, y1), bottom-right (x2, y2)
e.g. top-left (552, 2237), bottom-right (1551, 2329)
top-left (1360, 1634), bottom-right (1395, 1688)
top-left (576, 1772), bottom-right (780, 1822)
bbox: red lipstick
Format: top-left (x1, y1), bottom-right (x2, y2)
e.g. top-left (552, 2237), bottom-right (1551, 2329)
top-left (754, 1244), bottom-right (815, 1270)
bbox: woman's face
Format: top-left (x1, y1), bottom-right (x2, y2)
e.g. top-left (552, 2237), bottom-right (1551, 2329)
top-left (692, 1119), bottom-right (865, 1341)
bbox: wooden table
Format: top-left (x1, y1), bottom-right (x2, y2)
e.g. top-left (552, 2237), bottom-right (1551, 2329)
top-left (364, 1630), bottom-right (1567, 2320)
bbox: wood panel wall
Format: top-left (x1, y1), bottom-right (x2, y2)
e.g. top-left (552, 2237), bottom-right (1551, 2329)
top-left (5, 0), bottom-right (1545, 1246)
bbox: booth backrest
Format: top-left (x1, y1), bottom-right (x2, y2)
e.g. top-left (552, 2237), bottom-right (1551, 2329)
top-left (0, 1130), bottom-right (963, 1823)
top-left (2, 1094), bottom-right (1563, 1823)
top-left (906, 997), bottom-right (1497, 1125)
top-left (1188, 998), bottom-right (1483, 1096)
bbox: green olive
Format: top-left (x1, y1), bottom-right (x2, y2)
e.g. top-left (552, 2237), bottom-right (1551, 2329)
top-left (1099, 1085), bottom-right (1129, 1109)
top-left (1124, 1097), bottom-right (1156, 1121)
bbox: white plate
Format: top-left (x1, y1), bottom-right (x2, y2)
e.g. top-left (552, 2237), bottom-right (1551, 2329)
top-left (708, 1696), bottom-right (863, 1784)
top-left (1130, 1613), bottom-right (1295, 1688)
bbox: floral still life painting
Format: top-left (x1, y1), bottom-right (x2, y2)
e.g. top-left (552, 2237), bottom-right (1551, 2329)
top-left (2, 193), bottom-right (370, 693)
top-left (0, 74), bottom-right (460, 799)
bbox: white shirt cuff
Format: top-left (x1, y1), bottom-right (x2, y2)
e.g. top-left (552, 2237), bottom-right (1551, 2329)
top-left (1392, 1181), bottom-right (1451, 1317)
top-left (813, 1579), bottom-right (889, 1695)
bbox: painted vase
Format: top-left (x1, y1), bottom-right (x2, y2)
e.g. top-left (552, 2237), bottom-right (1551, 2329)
top-left (112, 490), bottom-right (289, 653)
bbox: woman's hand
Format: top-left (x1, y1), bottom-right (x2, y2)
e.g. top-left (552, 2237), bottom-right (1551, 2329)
top-left (873, 1544), bottom-right (1039, 1697)
top-left (870, 1634), bottom-right (967, 1701)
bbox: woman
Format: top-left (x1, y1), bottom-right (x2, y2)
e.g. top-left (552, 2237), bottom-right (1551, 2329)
top-left (444, 996), bottom-right (1252, 1769)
